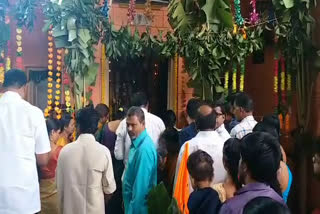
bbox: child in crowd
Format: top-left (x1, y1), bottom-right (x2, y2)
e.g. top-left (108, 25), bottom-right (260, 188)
top-left (187, 150), bottom-right (221, 214)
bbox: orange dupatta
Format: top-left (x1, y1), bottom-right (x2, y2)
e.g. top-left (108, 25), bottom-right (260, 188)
top-left (174, 142), bottom-right (190, 214)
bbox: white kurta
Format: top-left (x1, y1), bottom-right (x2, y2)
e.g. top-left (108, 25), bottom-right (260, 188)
top-left (0, 91), bottom-right (51, 214)
top-left (216, 124), bottom-right (231, 143)
top-left (56, 134), bottom-right (116, 214)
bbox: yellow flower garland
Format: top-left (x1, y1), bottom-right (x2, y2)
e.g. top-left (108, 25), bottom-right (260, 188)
top-left (224, 70), bottom-right (229, 91)
top-left (55, 48), bottom-right (63, 119)
top-left (45, 29), bottom-right (54, 118)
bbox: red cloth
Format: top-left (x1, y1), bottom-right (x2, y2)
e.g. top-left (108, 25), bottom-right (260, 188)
top-left (40, 146), bottom-right (63, 179)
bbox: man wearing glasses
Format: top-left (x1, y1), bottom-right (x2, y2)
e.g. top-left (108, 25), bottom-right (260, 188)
top-left (214, 101), bottom-right (231, 142)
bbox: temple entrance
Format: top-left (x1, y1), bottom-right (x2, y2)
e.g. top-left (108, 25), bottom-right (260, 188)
top-left (109, 55), bottom-right (168, 117)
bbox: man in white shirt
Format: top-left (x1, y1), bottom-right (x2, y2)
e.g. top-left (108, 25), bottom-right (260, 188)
top-left (230, 93), bottom-right (257, 139)
top-left (57, 106), bottom-right (116, 214)
top-left (0, 69), bottom-right (51, 214)
top-left (114, 92), bottom-right (165, 166)
top-left (214, 101), bottom-right (231, 142)
top-left (175, 104), bottom-right (227, 193)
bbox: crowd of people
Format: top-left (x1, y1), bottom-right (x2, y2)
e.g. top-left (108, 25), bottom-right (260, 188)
top-left (1, 68), bottom-right (312, 214)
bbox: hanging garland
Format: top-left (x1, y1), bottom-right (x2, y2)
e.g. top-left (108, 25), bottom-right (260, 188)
top-left (15, 27), bottom-right (23, 69)
top-left (239, 61), bottom-right (245, 92)
top-left (232, 63), bottom-right (237, 92)
top-left (234, 0), bottom-right (244, 26)
top-left (45, 28), bottom-right (54, 118)
top-left (144, 0), bottom-right (153, 22)
top-left (54, 48), bottom-right (62, 119)
top-left (5, 15), bottom-right (10, 71)
top-left (273, 58), bottom-right (279, 110)
top-left (127, 0), bottom-right (136, 24)
top-left (250, 0), bottom-right (259, 25)
top-left (224, 70), bottom-right (229, 95)
top-left (0, 52), bottom-right (4, 83)
top-left (280, 57), bottom-right (286, 105)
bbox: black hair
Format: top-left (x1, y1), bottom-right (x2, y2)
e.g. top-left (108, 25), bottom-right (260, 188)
top-left (223, 138), bottom-right (241, 189)
top-left (162, 110), bottom-right (177, 130)
top-left (253, 122), bottom-right (280, 140)
top-left (187, 150), bottom-right (214, 182)
top-left (241, 132), bottom-right (282, 196)
top-left (95, 103), bottom-right (110, 118)
top-left (262, 114), bottom-right (281, 138)
top-left (76, 106), bottom-right (100, 134)
top-left (60, 113), bottom-right (73, 131)
top-left (195, 106), bottom-right (216, 131)
top-left (127, 106), bottom-right (145, 123)
top-left (114, 107), bottom-right (127, 120)
top-left (214, 100), bottom-right (226, 115)
top-left (3, 69), bottom-right (27, 88)
top-left (226, 92), bottom-right (240, 106)
top-left (186, 98), bottom-right (202, 120)
top-left (234, 93), bottom-right (254, 112)
top-left (131, 91), bottom-right (148, 107)
top-left (158, 129), bottom-right (180, 157)
top-left (243, 197), bottom-right (290, 214)
top-left (46, 118), bottom-right (61, 136)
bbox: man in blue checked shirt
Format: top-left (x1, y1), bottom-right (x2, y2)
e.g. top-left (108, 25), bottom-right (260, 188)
top-left (122, 106), bottom-right (157, 214)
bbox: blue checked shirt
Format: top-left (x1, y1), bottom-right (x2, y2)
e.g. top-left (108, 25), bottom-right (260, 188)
top-left (230, 116), bottom-right (257, 139)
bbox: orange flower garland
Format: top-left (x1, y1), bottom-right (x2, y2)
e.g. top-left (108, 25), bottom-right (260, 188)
top-left (284, 113), bottom-right (290, 134)
top-left (45, 29), bottom-right (54, 118)
top-left (55, 48), bottom-right (63, 119)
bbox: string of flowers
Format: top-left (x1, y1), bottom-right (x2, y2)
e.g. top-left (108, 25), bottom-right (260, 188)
top-left (15, 27), bottom-right (23, 69)
top-left (54, 48), bottom-right (63, 119)
top-left (232, 63), bottom-right (237, 92)
top-left (239, 61), bottom-right (245, 91)
top-left (278, 113), bottom-right (283, 131)
top-left (250, 0), bottom-right (259, 24)
top-left (224, 70), bottom-right (229, 95)
top-left (45, 28), bottom-right (54, 118)
top-left (285, 113), bottom-right (290, 134)
top-left (0, 52), bottom-right (5, 83)
top-left (5, 15), bottom-right (11, 71)
top-left (280, 57), bottom-right (286, 105)
top-left (273, 58), bottom-right (279, 110)
top-left (127, 0), bottom-right (136, 24)
top-left (234, 0), bottom-right (244, 26)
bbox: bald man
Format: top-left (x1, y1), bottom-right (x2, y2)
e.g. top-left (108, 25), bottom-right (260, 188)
top-left (174, 103), bottom-right (227, 193)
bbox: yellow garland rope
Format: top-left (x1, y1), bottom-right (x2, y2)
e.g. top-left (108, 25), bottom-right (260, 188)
top-left (232, 64), bottom-right (237, 92)
top-left (0, 52), bottom-right (4, 83)
top-left (101, 44), bottom-right (106, 104)
top-left (5, 15), bottom-right (10, 71)
top-left (45, 29), bottom-right (54, 118)
top-left (55, 48), bottom-right (63, 119)
top-left (274, 76), bottom-right (278, 94)
top-left (224, 70), bottom-right (229, 92)
top-left (287, 73), bottom-right (291, 92)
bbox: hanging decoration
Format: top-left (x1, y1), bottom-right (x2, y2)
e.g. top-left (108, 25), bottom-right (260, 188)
top-left (65, 90), bottom-right (71, 113)
top-left (224, 70), bottom-right (229, 94)
top-left (0, 52), bottom-right (4, 83)
top-left (234, 0), bottom-right (244, 26)
top-left (127, 0), bottom-right (136, 24)
top-left (55, 48), bottom-right (63, 119)
top-left (5, 15), bottom-right (11, 71)
top-left (174, 54), bottom-right (178, 114)
top-left (45, 28), bottom-right (54, 118)
top-left (232, 63), bottom-right (237, 92)
top-left (15, 27), bottom-right (23, 69)
top-left (250, 0), bottom-right (259, 24)
top-left (144, 0), bottom-right (153, 22)
top-left (280, 57), bottom-right (286, 105)
top-left (273, 58), bottom-right (279, 110)
top-left (278, 113), bottom-right (283, 131)
top-left (101, 44), bottom-right (106, 104)
top-left (284, 113), bottom-right (290, 134)
top-left (101, 0), bottom-right (109, 18)
top-left (239, 61), bottom-right (245, 92)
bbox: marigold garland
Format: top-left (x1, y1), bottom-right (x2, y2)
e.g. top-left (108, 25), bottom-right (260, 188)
top-left (239, 61), bottom-right (245, 92)
top-left (284, 113), bottom-right (290, 134)
top-left (45, 29), bottom-right (54, 118)
top-left (15, 27), bottom-right (23, 69)
top-left (273, 59), bottom-right (279, 109)
top-left (278, 114), bottom-right (283, 131)
top-left (55, 48), bottom-right (63, 119)
top-left (224, 70), bottom-right (229, 94)
top-left (232, 63), bottom-right (237, 92)
top-left (0, 61), bottom-right (4, 84)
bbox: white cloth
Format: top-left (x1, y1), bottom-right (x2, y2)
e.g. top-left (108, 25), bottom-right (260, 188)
top-left (114, 108), bottom-right (165, 165)
top-left (57, 134), bottom-right (116, 214)
top-left (216, 124), bottom-right (231, 143)
top-left (230, 115), bottom-right (258, 139)
top-left (0, 91), bottom-right (51, 214)
top-left (174, 131), bottom-right (227, 193)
